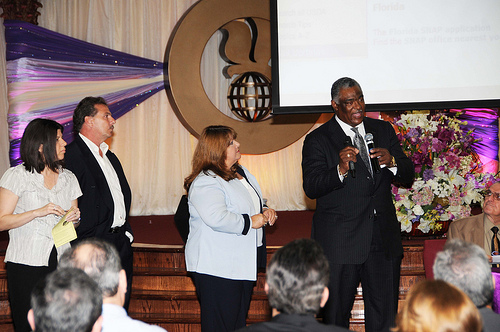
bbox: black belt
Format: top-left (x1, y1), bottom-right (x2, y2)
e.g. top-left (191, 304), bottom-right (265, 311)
top-left (109, 225), bottom-right (124, 233)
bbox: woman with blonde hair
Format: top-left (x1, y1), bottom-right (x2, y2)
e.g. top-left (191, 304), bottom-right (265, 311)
top-left (394, 279), bottom-right (482, 332)
top-left (184, 125), bottom-right (278, 332)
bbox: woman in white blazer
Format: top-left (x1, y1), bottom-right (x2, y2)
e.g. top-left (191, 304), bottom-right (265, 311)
top-left (184, 125), bottom-right (278, 332)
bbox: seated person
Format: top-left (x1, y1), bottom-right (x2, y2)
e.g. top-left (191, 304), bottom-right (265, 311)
top-left (447, 181), bottom-right (500, 261)
top-left (58, 238), bottom-right (167, 331)
top-left (236, 238), bottom-right (349, 331)
top-left (433, 239), bottom-right (500, 332)
top-left (28, 267), bottom-right (103, 332)
top-left (393, 279), bottom-right (482, 332)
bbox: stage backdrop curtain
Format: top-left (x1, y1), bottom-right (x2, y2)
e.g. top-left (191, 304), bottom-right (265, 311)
top-left (5, 20), bottom-right (165, 166)
top-left (33, 0), bottom-right (313, 215)
top-left (0, 21), bottom-right (9, 175)
top-left (1, 1), bottom-right (496, 216)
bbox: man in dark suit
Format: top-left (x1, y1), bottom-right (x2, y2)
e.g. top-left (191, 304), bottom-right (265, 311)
top-left (302, 77), bottom-right (414, 332)
top-left (235, 238), bottom-right (349, 332)
top-left (65, 96), bottom-right (133, 309)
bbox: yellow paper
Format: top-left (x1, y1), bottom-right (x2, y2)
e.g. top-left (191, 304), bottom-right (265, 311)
top-left (51, 208), bottom-right (77, 248)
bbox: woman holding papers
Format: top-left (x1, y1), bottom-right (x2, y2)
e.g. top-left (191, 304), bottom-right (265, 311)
top-left (0, 118), bottom-right (81, 332)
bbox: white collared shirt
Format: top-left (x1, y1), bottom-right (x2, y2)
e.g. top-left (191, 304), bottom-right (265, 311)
top-left (240, 178), bottom-right (263, 246)
top-left (335, 115), bottom-right (396, 180)
top-left (335, 115), bottom-right (369, 151)
top-left (79, 133), bottom-right (126, 229)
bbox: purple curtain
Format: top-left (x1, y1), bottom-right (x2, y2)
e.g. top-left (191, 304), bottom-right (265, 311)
top-left (5, 20), bottom-right (165, 166)
top-left (446, 108), bottom-right (499, 161)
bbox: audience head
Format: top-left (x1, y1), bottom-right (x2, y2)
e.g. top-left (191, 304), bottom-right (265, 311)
top-left (28, 267), bottom-right (103, 332)
top-left (184, 125), bottom-right (239, 191)
top-left (58, 238), bottom-right (124, 299)
top-left (433, 239), bottom-right (494, 307)
top-left (265, 238), bottom-right (330, 315)
top-left (72, 96), bottom-right (108, 133)
top-left (21, 118), bottom-right (65, 173)
top-left (330, 77), bottom-right (362, 104)
top-left (393, 279), bottom-right (482, 332)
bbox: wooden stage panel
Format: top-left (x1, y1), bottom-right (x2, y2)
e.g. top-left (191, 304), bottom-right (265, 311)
top-left (129, 210), bottom-right (315, 247)
top-left (0, 211), bottom-right (430, 331)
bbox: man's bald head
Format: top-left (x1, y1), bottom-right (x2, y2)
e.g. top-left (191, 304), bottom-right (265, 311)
top-left (58, 238), bottom-right (122, 298)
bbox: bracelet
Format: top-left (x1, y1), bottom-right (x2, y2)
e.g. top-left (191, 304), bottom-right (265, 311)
top-left (390, 156), bottom-right (397, 167)
top-left (338, 164), bottom-right (348, 178)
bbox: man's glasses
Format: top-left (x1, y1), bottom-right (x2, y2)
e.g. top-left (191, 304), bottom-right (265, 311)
top-left (483, 190), bottom-right (500, 201)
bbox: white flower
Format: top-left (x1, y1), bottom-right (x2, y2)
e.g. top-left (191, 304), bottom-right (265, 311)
top-left (440, 212), bottom-right (451, 221)
top-left (412, 205), bottom-right (424, 216)
top-left (462, 189), bottom-right (483, 205)
top-left (430, 177), bottom-right (453, 198)
top-left (446, 170), bottom-right (465, 187)
top-left (446, 204), bottom-right (461, 215)
top-left (401, 198), bottom-right (413, 209)
top-left (417, 219), bottom-right (431, 233)
top-left (412, 179), bottom-right (426, 191)
top-left (400, 217), bottom-right (412, 233)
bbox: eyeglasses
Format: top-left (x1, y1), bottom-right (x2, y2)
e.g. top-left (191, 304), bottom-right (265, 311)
top-left (483, 190), bottom-right (500, 201)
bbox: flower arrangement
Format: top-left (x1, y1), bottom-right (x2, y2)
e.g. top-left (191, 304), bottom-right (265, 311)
top-left (391, 112), bottom-right (497, 234)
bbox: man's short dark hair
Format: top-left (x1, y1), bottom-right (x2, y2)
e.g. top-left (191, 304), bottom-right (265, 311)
top-left (30, 268), bottom-right (102, 332)
top-left (73, 96), bottom-right (108, 133)
top-left (266, 238), bottom-right (329, 315)
top-left (433, 239), bottom-right (494, 307)
top-left (330, 77), bottom-right (362, 104)
top-left (58, 238), bottom-right (122, 297)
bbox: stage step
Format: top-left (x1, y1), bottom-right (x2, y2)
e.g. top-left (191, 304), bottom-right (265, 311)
top-left (0, 242), bottom-right (426, 332)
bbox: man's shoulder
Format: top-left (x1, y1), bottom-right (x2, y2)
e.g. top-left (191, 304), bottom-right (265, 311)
top-left (102, 304), bottom-right (166, 331)
top-left (235, 314), bottom-right (349, 332)
top-left (449, 213), bottom-right (483, 230)
top-left (65, 136), bottom-right (86, 157)
top-left (363, 116), bottom-right (386, 125)
top-left (306, 117), bottom-right (336, 137)
top-left (479, 306), bottom-right (500, 332)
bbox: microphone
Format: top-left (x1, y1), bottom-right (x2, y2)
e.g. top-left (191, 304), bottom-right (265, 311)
top-left (365, 133), bottom-right (381, 174)
top-left (343, 136), bottom-right (355, 178)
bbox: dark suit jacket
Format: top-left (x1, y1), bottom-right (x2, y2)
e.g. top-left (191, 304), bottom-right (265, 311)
top-left (479, 306), bottom-right (500, 332)
top-left (302, 116), bottom-right (414, 264)
top-left (235, 313), bottom-right (350, 332)
top-left (65, 135), bottom-right (133, 240)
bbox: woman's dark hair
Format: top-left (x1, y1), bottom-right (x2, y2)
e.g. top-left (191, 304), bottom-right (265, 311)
top-left (20, 118), bottom-right (64, 173)
top-left (184, 125), bottom-right (239, 191)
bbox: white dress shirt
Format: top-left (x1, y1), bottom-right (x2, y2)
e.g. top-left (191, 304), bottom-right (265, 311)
top-left (335, 115), bottom-right (397, 181)
top-left (79, 134), bottom-right (126, 229)
top-left (102, 303), bottom-right (167, 332)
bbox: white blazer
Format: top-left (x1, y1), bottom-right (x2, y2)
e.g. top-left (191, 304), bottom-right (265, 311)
top-left (185, 166), bottom-right (263, 281)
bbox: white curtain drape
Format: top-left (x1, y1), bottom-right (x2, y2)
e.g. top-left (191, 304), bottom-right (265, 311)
top-left (20, 0), bottom-right (318, 215)
top-left (0, 21), bottom-right (9, 175)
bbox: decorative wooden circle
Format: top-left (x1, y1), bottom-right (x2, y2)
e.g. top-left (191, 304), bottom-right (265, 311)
top-left (166, 0), bottom-right (319, 154)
